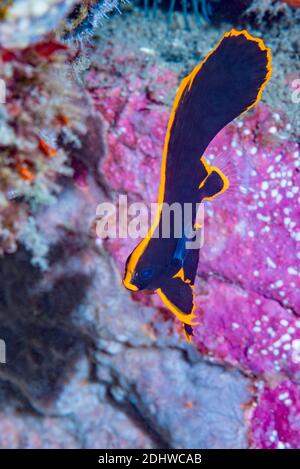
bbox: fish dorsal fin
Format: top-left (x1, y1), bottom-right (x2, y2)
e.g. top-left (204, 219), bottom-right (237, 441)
top-left (156, 275), bottom-right (197, 326)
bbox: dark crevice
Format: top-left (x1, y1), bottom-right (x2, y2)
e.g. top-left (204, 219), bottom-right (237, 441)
top-left (0, 245), bottom-right (92, 410)
top-left (106, 381), bottom-right (170, 449)
top-left (198, 269), bottom-right (299, 317)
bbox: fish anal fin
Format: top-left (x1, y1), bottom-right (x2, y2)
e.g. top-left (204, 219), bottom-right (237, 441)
top-left (156, 277), bottom-right (197, 326)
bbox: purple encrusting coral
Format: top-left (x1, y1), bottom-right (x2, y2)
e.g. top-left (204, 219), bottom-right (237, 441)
top-left (85, 19), bottom-right (300, 447)
top-left (250, 381), bottom-right (300, 448)
top-left (0, 0), bottom-right (300, 451)
top-left (196, 105), bottom-right (300, 313)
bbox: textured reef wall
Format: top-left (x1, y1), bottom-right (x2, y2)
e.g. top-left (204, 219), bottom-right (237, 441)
top-left (85, 8), bottom-right (300, 448)
top-left (0, 0), bottom-right (299, 449)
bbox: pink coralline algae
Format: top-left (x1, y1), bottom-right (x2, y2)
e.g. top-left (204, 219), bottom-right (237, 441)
top-left (196, 105), bottom-right (300, 313)
top-left (191, 107), bottom-right (300, 449)
top-left (250, 381), bottom-right (300, 448)
top-left (87, 47), bottom-right (177, 200)
top-left (194, 277), bottom-right (300, 377)
top-left (87, 45), bottom-right (300, 448)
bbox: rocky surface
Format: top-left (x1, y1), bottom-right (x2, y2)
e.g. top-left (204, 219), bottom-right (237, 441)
top-left (0, 6), bottom-right (299, 449)
top-left (0, 171), bottom-right (250, 448)
top-left (84, 11), bottom-right (300, 448)
top-left (0, 0), bottom-right (76, 48)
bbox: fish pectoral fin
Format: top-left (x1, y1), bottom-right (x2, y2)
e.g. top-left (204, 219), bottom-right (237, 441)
top-left (199, 164), bottom-right (228, 201)
top-left (156, 276), bottom-right (197, 326)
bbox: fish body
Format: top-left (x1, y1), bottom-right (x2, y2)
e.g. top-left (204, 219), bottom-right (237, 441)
top-left (123, 29), bottom-right (272, 339)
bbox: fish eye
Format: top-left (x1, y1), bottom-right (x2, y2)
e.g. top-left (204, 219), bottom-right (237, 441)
top-left (141, 267), bottom-right (154, 280)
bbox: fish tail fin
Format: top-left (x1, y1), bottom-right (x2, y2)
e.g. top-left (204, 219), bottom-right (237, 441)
top-left (199, 161), bottom-right (229, 201)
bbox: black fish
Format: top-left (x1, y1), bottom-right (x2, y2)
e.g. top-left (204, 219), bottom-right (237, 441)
top-left (123, 29), bottom-right (272, 339)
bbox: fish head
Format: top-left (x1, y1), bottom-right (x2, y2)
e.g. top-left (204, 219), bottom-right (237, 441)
top-left (123, 246), bottom-right (183, 292)
top-left (123, 250), bottom-right (160, 291)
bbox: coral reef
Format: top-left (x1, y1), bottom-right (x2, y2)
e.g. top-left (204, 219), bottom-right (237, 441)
top-left (0, 0), bottom-right (299, 451)
top-left (0, 42), bottom-right (87, 257)
top-left (61, 0), bottom-right (124, 42)
top-left (140, 0), bottom-right (252, 26)
top-left (0, 0), bottom-right (76, 48)
top-left (244, 0), bottom-right (300, 23)
top-left (0, 173), bottom-right (250, 448)
top-left (85, 9), bottom-right (300, 448)
top-left (0, 0), bottom-right (124, 48)
top-left (284, 0), bottom-right (300, 7)
top-left (250, 380), bottom-right (300, 448)
top-left (139, 0), bottom-right (300, 27)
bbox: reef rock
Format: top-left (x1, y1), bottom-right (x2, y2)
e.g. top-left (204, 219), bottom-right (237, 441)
top-left (0, 0), bottom-right (76, 48)
top-left (0, 5), bottom-right (299, 450)
top-left (0, 112), bottom-right (250, 449)
top-left (86, 32), bottom-right (300, 449)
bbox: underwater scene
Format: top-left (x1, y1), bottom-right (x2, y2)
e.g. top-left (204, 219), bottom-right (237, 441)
top-left (0, 0), bottom-right (299, 450)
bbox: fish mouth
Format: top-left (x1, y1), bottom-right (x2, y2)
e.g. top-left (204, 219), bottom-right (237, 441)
top-left (122, 278), bottom-right (155, 294)
top-left (122, 277), bottom-right (138, 291)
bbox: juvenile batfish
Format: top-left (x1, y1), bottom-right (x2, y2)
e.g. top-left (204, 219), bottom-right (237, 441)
top-left (123, 29), bottom-right (272, 339)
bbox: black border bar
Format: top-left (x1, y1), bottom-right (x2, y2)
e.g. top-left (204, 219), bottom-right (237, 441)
top-left (0, 449), bottom-right (299, 465)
